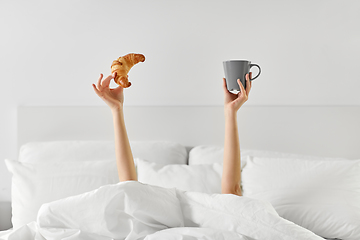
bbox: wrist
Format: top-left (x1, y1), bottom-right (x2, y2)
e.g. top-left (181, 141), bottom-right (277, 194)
top-left (224, 107), bottom-right (238, 119)
top-left (111, 104), bottom-right (124, 114)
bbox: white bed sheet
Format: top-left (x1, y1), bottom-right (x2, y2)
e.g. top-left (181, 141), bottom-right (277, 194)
top-left (0, 181), bottom-right (323, 240)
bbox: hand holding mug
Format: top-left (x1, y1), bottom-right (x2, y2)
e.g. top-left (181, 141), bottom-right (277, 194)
top-left (223, 72), bottom-right (252, 113)
top-left (223, 60), bottom-right (261, 92)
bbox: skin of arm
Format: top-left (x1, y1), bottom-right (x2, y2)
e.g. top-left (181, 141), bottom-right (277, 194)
top-left (221, 73), bottom-right (252, 196)
top-left (92, 73), bottom-right (137, 181)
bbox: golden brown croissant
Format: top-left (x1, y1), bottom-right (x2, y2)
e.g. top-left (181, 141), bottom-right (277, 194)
top-left (111, 53), bottom-right (145, 88)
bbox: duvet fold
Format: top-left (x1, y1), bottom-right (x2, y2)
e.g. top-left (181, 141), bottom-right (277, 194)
top-left (0, 181), bottom-right (323, 240)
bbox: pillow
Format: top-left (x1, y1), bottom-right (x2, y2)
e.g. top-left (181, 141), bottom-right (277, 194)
top-left (18, 140), bottom-right (188, 165)
top-left (188, 145), bottom-right (225, 165)
top-left (136, 158), bottom-right (222, 194)
top-left (241, 156), bottom-right (360, 240)
top-left (188, 145), bottom-right (346, 166)
top-left (5, 159), bottom-right (119, 229)
top-left (131, 141), bottom-right (188, 165)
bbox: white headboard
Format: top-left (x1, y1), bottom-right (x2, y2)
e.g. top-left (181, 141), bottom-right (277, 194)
top-left (18, 106), bottom-right (360, 159)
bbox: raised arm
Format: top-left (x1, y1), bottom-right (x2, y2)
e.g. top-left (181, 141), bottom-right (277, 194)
top-left (221, 73), bottom-right (252, 196)
top-left (92, 73), bottom-right (137, 182)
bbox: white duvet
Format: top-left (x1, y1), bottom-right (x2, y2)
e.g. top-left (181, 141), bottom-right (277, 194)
top-left (0, 181), bottom-right (323, 240)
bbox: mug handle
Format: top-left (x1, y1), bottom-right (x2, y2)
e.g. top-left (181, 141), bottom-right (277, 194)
top-left (249, 64), bottom-right (261, 81)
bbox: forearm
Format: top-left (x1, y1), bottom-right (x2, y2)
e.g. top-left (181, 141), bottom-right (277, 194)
top-left (222, 110), bottom-right (242, 195)
top-left (112, 107), bottom-right (137, 181)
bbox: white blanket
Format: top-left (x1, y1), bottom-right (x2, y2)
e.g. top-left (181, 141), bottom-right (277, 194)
top-left (0, 181), bottom-right (323, 240)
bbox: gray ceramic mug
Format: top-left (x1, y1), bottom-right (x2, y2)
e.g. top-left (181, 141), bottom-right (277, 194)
top-left (223, 60), bottom-right (261, 92)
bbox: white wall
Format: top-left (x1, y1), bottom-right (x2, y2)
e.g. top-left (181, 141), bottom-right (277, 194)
top-left (1, 0), bottom-right (359, 201)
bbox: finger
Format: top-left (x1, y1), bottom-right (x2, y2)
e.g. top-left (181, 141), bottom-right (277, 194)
top-left (249, 72), bottom-right (253, 92)
top-left (97, 73), bottom-right (103, 90)
top-left (245, 72), bottom-right (252, 81)
top-left (101, 74), bottom-right (114, 89)
top-left (237, 79), bottom-right (246, 96)
top-left (245, 73), bottom-right (252, 96)
top-left (237, 79), bottom-right (245, 92)
top-left (250, 72), bottom-right (253, 88)
top-left (92, 84), bottom-right (102, 97)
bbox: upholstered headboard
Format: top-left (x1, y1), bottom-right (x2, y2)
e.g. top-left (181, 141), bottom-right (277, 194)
top-left (17, 105), bottom-right (360, 159)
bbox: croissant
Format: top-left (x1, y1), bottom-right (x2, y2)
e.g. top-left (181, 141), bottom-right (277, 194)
top-left (111, 53), bottom-right (146, 88)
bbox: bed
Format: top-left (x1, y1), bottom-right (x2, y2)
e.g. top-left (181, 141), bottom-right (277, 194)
top-left (1, 106), bottom-right (360, 240)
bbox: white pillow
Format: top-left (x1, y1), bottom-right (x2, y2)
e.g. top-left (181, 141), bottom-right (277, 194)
top-left (5, 159), bottom-right (119, 229)
top-left (19, 140), bottom-right (188, 165)
top-left (188, 145), bottom-right (345, 167)
top-left (136, 158), bottom-right (222, 194)
top-left (241, 156), bottom-right (360, 240)
top-left (188, 145), bottom-right (225, 165)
